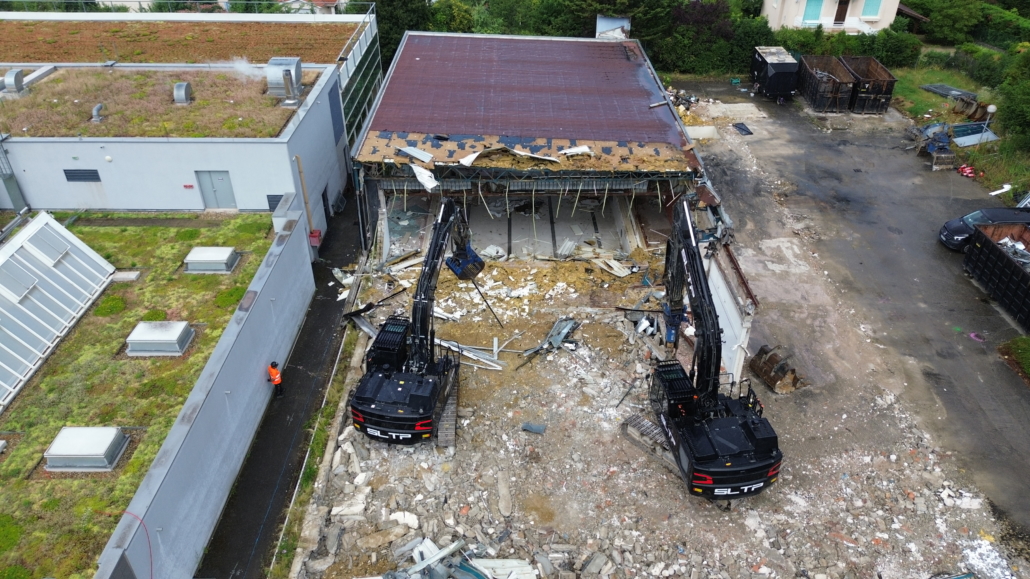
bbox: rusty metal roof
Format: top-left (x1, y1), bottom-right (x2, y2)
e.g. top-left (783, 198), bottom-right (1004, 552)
top-left (365, 33), bottom-right (688, 149)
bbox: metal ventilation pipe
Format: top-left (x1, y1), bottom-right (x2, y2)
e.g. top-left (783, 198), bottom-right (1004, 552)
top-left (282, 69), bottom-right (295, 100)
top-left (91, 103), bottom-right (104, 123)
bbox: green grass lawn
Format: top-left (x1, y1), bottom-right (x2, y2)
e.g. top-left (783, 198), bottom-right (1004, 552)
top-left (0, 213), bottom-right (272, 579)
top-left (891, 67), bottom-right (981, 117)
top-left (891, 67), bottom-right (1030, 196)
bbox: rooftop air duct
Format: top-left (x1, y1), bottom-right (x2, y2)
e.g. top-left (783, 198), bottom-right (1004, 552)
top-left (266, 57), bottom-right (302, 101)
top-left (3, 69), bottom-right (24, 94)
top-left (92, 103), bottom-right (104, 123)
top-left (173, 82), bottom-right (192, 105)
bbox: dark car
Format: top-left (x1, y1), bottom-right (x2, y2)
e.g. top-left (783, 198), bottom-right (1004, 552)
top-left (939, 207), bottom-right (1030, 251)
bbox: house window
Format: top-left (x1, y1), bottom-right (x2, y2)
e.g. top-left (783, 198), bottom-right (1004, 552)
top-left (862, 0), bottom-right (881, 17)
top-left (63, 169), bottom-right (101, 182)
top-left (803, 0), bottom-right (824, 22)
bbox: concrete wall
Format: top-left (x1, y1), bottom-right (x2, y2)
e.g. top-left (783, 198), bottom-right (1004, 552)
top-left (0, 65), bottom-right (344, 216)
top-left (762, 0), bottom-right (900, 31)
top-left (94, 217), bottom-right (316, 579)
top-left (2, 140), bottom-right (291, 211)
top-left (283, 65), bottom-right (350, 237)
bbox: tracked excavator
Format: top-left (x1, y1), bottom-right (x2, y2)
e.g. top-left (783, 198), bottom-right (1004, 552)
top-left (623, 199), bottom-right (782, 500)
top-left (350, 198), bottom-right (484, 447)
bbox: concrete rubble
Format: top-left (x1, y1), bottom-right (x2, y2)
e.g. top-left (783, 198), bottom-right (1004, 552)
top-left (288, 90), bottom-right (1029, 579)
top-left (290, 262), bottom-right (1028, 579)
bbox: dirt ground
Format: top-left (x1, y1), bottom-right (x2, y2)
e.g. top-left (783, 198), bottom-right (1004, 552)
top-left (293, 88), bottom-right (1030, 579)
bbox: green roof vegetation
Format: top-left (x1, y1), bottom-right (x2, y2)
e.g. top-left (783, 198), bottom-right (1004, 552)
top-left (0, 68), bottom-right (321, 139)
top-left (0, 212), bottom-right (272, 578)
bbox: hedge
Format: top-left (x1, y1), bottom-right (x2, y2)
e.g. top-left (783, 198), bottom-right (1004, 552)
top-left (973, 4), bottom-right (1030, 48)
top-left (772, 26), bottom-right (921, 69)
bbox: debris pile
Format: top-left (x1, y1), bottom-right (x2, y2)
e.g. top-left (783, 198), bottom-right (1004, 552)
top-left (289, 259), bottom-right (1024, 579)
top-left (998, 237), bottom-right (1030, 273)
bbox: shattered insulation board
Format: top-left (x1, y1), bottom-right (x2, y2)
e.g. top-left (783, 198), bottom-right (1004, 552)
top-left (356, 132), bottom-right (699, 173)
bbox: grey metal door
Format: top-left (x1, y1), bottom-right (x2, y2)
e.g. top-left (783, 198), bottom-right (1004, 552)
top-left (196, 171), bottom-right (237, 209)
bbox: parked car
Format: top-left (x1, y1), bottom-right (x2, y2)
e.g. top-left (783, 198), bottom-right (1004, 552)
top-left (939, 207), bottom-right (1030, 251)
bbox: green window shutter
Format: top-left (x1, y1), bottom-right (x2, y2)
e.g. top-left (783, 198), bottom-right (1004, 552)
top-left (803, 0), bottom-right (824, 22)
top-left (862, 0), bottom-right (882, 17)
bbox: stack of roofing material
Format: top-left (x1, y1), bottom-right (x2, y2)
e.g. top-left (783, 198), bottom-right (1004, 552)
top-left (840, 56), bottom-right (897, 114)
top-left (798, 56), bottom-right (856, 114)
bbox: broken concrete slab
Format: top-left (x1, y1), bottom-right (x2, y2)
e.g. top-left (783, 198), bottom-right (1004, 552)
top-left (356, 524), bottom-right (409, 550)
top-left (497, 473), bottom-right (512, 517)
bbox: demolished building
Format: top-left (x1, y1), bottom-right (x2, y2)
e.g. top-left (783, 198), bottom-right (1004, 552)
top-left (352, 32), bottom-right (730, 253)
top-left (351, 31), bottom-right (755, 379)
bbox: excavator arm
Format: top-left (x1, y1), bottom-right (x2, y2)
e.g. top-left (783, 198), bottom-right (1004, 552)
top-left (669, 199), bottom-right (723, 412)
top-left (406, 198), bottom-right (483, 374)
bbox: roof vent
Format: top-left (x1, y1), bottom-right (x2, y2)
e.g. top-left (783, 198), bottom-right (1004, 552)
top-left (184, 246), bottom-right (240, 274)
top-left (44, 427), bottom-right (129, 472)
top-left (266, 57), bottom-right (302, 101)
top-left (173, 82), bottom-right (192, 105)
top-left (126, 321), bottom-right (195, 356)
top-left (3, 69), bottom-right (24, 93)
top-left (91, 103), bottom-right (104, 123)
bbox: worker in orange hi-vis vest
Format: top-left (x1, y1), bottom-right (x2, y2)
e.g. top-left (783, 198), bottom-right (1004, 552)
top-left (267, 361), bottom-right (283, 398)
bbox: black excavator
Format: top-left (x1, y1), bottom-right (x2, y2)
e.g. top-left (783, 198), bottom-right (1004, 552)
top-left (350, 198), bottom-right (484, 447)
top-left (623, 199), bottom-right (782, 500)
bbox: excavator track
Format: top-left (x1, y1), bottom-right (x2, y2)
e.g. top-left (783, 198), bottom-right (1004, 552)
top-left (620, 414), bottom-right (679, 474)
top-left (436, 386), bottom-right (458, 448)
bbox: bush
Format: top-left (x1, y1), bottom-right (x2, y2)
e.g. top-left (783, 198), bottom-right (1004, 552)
top-left (918, 50), bottom-right (953, 68)
top-left (214, 286), bottom-right (247, 308)
top-left (141, 309), bottom-right (167, 321)
top-left (890, 15), bottom-right (912, 33)
top-left (951, 43), bottom-right (1010, 87)
top-left (873, 29), bottom-right (923, 68)
top-left (94, 295), bottom-right (126, 316)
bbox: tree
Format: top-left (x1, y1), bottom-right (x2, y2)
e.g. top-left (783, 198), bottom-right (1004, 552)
top-left (996, 0), bottom-right (1030, 17)
top-left (728, 16), bottom-right (775, 73)
top-left (739, 0), bottom-right (762, 18)
top-left (905, 0), bottom-right (984, 44)
top-left (530, 0), bottom-right (586, 36)
top-left (488, 0), bottom-right (537, 33)
top-left (562, 0), bottom-right (678, 43)
top-left (430, 0), bottom-right (475, 32)
top-left (370, 0), bottom-right (433, 69)
top-left (651, 0), bottom-right (735, 74)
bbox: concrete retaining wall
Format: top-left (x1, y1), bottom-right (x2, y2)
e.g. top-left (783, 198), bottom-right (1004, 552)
top-left (94, 217), bottom-right (316, 579)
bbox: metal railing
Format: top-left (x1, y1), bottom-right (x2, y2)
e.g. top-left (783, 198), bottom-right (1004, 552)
top-left (0, 135), bottom-right (13, 179)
